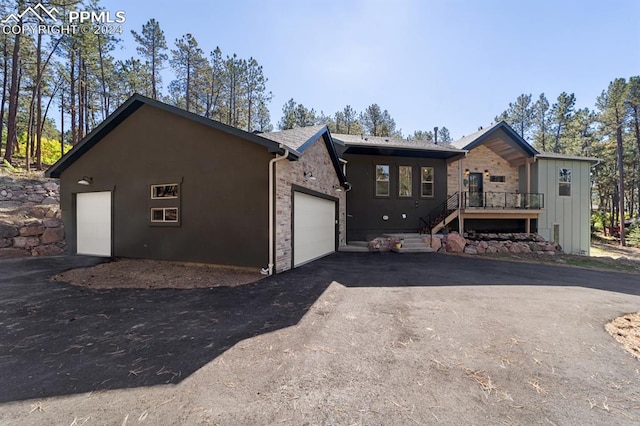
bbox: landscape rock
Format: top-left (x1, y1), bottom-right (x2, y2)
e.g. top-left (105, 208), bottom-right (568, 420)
top-left (464, 245), bottom-right (478, 255)
top-left (19, 226), bottom-right (45, 237)
top-left (32, 244), bottom-right (65, 256)
top-left (0, 248), bottom-right (31, 259)
top-left (0, 238), bottom-right (12, 248)
top-left (42, 197), bottom-right (58, 205)
top-left (0, 224), bottom-right (19, 238)
top-left (41, 227), bottom-right (64, 244)
top-left (43, 219), bottom-right (60, 228)
top-left (445, 233), bottom-right (466, 253)
top-left (430, 236), bottom-right (442, 252)
top-left (12, 236), bottom-right (40, 249)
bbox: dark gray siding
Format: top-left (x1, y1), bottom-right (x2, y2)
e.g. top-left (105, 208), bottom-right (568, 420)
top-left (59, 104), bottom-right (270, 268)
top-left (344, 153), bottom-right (448, 241)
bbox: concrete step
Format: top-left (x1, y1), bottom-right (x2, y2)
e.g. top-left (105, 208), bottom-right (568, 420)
top-left (347, 241), bottom-right (369, 247)
top-left (391, 246), bottom-right (434, 253)
top-left (339, 245), bottom-right (369, 253)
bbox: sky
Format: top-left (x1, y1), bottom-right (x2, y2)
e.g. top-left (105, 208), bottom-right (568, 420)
top-left (97, 0), bottom-right (639, 140)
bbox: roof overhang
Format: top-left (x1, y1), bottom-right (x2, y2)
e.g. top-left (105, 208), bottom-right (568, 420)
top-left (344, 144), bottom-right (466, 160)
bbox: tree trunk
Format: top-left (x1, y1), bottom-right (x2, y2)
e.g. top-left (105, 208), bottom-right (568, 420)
top-left (3, 26), bottom-right (21, 163)
top-left (0, 35), bottom-right (8, 158)
top-left (70, 49), bottom-right (77, 145)
top-left (616, 120), bottom-right (626, 246)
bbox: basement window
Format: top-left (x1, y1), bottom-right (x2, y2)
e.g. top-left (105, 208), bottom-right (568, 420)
top-left (375, 165), bottom-right (390, 197)
top-left (559, 168), bottom-right (571, 196)
top-left (151, 183), bottom-right (179, 199)
top-left (421, 167), bottom-right (434, 197)
top-left (151, 207), bottom-right (179, 223)
top-left (398, 166), bottom-right (412, 197)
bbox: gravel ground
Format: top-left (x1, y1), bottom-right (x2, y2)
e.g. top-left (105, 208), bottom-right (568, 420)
top-left (51, 258), bottom-right (264, 289)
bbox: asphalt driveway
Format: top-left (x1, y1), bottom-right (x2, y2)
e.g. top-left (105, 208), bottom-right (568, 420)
top-left (0, 253), bottom-right (639, 424)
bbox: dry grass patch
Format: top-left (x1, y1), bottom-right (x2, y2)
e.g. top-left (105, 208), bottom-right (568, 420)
top-left (606, 312), bottom-right (640, 360)
top-left (52, 258), bottom-right (263, 289)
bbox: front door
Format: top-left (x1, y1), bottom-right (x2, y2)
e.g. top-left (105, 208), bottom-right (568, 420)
top-left (468, 173), bottom-right (483, 207)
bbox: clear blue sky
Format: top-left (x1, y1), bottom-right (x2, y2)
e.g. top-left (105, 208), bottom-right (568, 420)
top-left (101, 0), bottom-right (639, 139)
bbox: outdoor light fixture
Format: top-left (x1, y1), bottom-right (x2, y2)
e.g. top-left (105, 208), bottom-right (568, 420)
top-left (464, 169), bottom-right (470, 176)
top-left (77, 176), bottom-right (93, 186)
top-left (484, 169), bottom-right (490, 177)
top-left (333, 184), bottom-right (343, 192)
top-left (303, 171), bottom-right (316, 181)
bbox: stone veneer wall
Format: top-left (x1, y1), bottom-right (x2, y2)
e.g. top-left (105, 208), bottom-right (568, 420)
top-left (275, 137), bottom-right (346, 272)
top-left (447, 145), bottom-right (520, 195)
top-left (0, 176), bottom-right (65, 258)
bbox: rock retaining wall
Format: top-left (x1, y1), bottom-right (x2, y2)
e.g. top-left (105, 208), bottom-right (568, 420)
top-left (0, 176), bottom-right (60, 207)
top-left (0, 175), bottom-right (65, 258)
top-left (435, 232), bottom-right (561, 255)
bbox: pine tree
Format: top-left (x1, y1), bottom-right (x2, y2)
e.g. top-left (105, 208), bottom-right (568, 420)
top-left (169, 34), bottom-right (207, 113)
top-left (131, 19), bottom-right (168, 99)
top-left (597, 79), bottom-right (629, 246)
top-left (551, 92), bottom-right (576, 153)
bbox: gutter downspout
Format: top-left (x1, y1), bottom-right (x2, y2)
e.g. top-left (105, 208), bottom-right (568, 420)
top-left (261, 146), bottom-right (290, 276)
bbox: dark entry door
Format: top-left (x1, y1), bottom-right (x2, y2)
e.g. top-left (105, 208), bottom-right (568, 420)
top-left (468, 172), bottom-right (483, 207)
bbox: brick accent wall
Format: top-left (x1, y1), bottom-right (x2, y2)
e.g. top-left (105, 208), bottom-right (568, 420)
top-left (274, 137), bottom-right (346, 272)
top-left (447, 145), bottom-right (520, 195)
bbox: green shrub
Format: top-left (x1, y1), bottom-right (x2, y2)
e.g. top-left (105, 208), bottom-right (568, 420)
top-left (627, 225), bottom-right (640, 248)
top-left (13, 133), bottom-right (70, 166)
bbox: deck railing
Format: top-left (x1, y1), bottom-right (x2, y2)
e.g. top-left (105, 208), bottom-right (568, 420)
top-left (462, 192), bottom-right (544, 209)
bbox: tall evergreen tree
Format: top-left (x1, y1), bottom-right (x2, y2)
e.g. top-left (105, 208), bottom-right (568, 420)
top-left (551, 92), bottom-right (576, 153)
top-left (533, 93), bottom-right (551, 151)
top-left (131, 19), bottom-right (168, 99)
top-left (169, 34), bottom-right (207, 113)
top-left (597, 79), bottom-right (629, 246)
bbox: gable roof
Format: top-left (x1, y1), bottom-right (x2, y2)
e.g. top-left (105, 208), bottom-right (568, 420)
top-left (450, 121), bottom-right (538, 164)
top-left (45, 94), bottom-right (300, 178)
top-left (333, 133), bottom-right (466, 159)
top-left (261, 125), bottom-right (347, 185)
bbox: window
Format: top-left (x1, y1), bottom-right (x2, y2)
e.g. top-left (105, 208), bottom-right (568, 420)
top-left (151, 184), bottom-right (179, 199)
top-left (376, 165), bottom-right (390, 196)
top-left (489, 175), bottom-right (505, 183)
top-left (559, 168), bottom-right (571, 196)
top-left (398, 166), bottom-right (412, 197)
top-left (151, 207), bottom-right (179, 223)
top-left (421, 167), bottom-right (434, 197)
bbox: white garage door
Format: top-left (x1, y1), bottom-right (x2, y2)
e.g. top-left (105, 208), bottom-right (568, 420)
top-left (293, 192), bottom-right (336, 267)
top-left (76, 191), bottom-right (112, 256)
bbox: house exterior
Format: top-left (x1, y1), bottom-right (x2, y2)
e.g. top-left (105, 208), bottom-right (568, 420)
top-left (336, 121), bottom-right (597, 255)
top-left (46, 96), bottom-right (597, 272)
top-left (332, 134), bottom-right (465, 241)
top-left (45, 95), bottom-right (347, 274)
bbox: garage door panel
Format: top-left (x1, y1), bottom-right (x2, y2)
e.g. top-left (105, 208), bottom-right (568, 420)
top-left (77, 192), bottom-right (111, 256)
top-left (293, 192), bottom-right (335, 267)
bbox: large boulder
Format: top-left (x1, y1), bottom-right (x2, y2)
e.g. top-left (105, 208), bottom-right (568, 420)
top-left (446, 232), bottom-right (466, 253)
top-left (430, 236), bottom-right (442, 252)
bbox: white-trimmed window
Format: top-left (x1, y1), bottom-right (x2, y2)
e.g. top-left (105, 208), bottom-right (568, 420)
top-left (421, 167), bottom-right (434, 197)
top-left (151, 207), bottom-right (179, 223)
top-left (151, 183), bottom-right (179, 199)
top-left (559, 168), bottom-right (571, 196)
top-left (376, 165), bottom-right (390, 196)
top-left (398, 166), bottom-right (412, 197)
